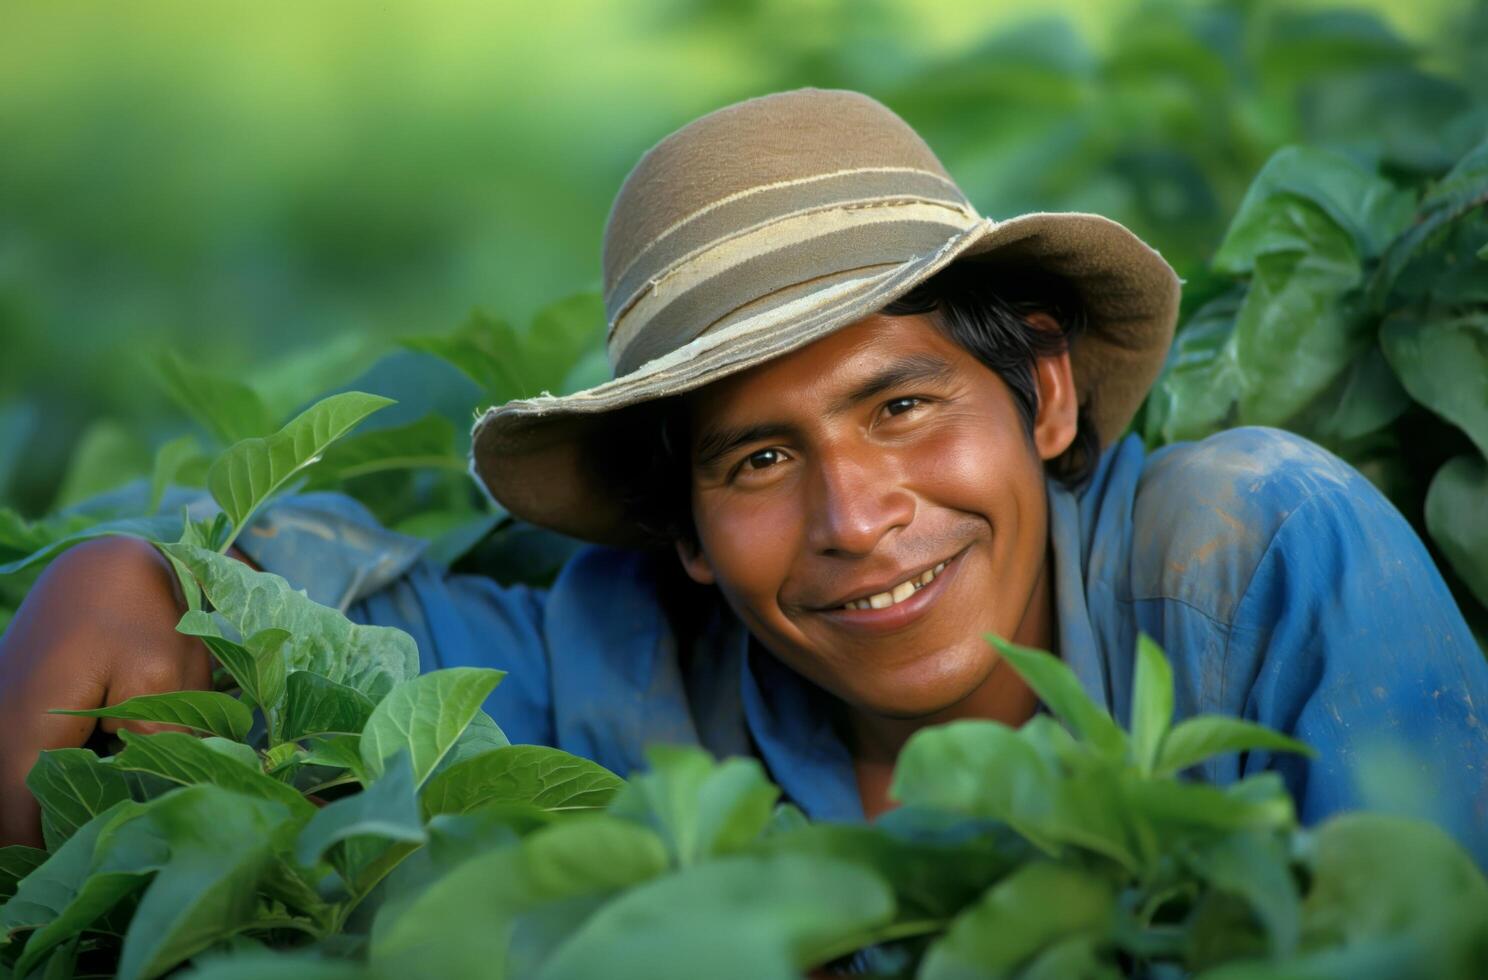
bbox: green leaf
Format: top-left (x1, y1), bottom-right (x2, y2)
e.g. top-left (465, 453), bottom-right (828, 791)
top-left (1156, 716), bottom-right (1316, 777)
top-left (1214, 147), bottom-right (1412, 270)
top-left (112, 731), bottom-right (312, 817)
top-left (1381, 313), bottom-right (1488, 460)
top-left (0, 847), bottom-right (47, 904)
top-left (1304, 346), bottom-right (1413, 444)
top-left (207, 391), bottom-right (394, 548)
top-left (0, 515), bottom-right (182, 576)
top-left (402, 310), bottom-right (530, 403)
top-left (53, 420), bottom-right (149, 511)
top-left (1130, 634), bottom-right (1174, 776)
top-left (360, 668), bottom-right (505, 787)
top-left (608, 745), bottom-right (779, 867)
top-left (421, 746), bottom-right (623, 819)
top-left (429, 712), bottom-right (511, 777)
top-left (112, 786), bottom-right (293, 980)
top-left (177, 950), bottom-right (376, 979)
top-left (162, 544), bottom-right (418, 699)
top-left (371, 815), bottom-right (667, 976)
top-left (920, 863), bottom-right (1115, 980)
top-left (25, 749), bottom-right (133, 851)
top-left (984, 636), bottom-right (1126, 757)
top-left (297, 752), bottom-right (425, 867)
top-left (148, 434), bottom-right (208, 513)
top-left (51, 691), bottom-right (252, 743)
top-left (1126, 776), bottom-right (1296, 832)
top-left (1425, 455), bottom-right (1488, 609)
top-left (1184, 831), bottom-right (1300, 958)
top-left (302, 735), bottom-right (369, 785)
top-left (757, 821), bottom-right (1020, 923)
top-left (0, 801), bottom-right (152, 958)
top-left (1477, 241), bottom-right (1488, 261)
top-left (537, 854), bottom-right (894, 980)
top-left (1372, 134), bottom-right (1488, 302)
top-left (282, 670), bottom-right (377, 740)
top-left (176, 612), bottom-right (290, 736)
top-left (1144, 288), bottom-right (1244, 444)
top-left (150, 351), bottom-right (276, 446)
top-left (307, 414), bottom-right (464, 485)
top-left (1300, 813), bottom-right (1488, 977)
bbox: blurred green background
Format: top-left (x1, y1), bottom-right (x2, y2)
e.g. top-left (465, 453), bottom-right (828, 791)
top-left (2, 0), bottom-right (1483, 515)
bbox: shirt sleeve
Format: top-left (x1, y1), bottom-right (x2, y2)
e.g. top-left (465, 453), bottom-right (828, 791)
top-left (235, 493), bottom-right (555, 747)
top-left (1227, 481), bottom-right (1488, 866)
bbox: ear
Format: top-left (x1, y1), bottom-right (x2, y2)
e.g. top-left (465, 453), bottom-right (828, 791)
top-left (1024, 313), bottom-right (1079, 462)
top-left (673, 536), bottom-right (716, 585)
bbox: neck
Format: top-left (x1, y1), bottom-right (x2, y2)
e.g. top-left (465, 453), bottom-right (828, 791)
top-left (846, 547), bottom-right (1056, 819)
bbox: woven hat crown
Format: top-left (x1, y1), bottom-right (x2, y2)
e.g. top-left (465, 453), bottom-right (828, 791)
top-left (599, 89), bottom-right (980, 376)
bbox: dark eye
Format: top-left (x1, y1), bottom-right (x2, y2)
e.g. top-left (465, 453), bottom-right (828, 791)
top-left (745, 448), bottom-right (785, 470)
top-left (885, 396), bottom-right (922, 416)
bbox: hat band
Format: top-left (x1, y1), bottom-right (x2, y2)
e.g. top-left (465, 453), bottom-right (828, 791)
top-left (609, 199), bottom-right (980, 374)
top-left (606, 166), bottom-right (969, 322)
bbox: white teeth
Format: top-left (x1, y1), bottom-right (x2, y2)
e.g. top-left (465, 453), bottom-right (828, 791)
top-left (842, 558), bottom-right (952, 611)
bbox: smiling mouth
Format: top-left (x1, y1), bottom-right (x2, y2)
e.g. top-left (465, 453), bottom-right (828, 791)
top-left (838, 558), bottom-right (953, 611)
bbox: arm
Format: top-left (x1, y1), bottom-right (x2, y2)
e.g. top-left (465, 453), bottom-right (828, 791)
top-left (1227, 483), bottom-right (1488, 865)
top-left (0, 536), bottom-right (213, 846)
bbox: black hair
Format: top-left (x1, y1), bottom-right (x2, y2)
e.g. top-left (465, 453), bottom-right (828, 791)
top-left (590, 262), bottom-right (1099, 549)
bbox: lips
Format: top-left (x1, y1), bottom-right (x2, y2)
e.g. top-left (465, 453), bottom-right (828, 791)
top-left (808, 548), bottom-right (968, 634)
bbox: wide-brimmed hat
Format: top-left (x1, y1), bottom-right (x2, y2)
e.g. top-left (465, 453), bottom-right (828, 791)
top-left (471, 88), bottom-right (1180, 545)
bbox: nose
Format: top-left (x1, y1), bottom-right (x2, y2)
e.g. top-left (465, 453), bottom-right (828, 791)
top-left (805, 449), bottom-right (915, 558)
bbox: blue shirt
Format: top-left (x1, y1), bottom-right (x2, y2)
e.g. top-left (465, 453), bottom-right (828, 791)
top-left (236, 427), bottom-right (1488, 864)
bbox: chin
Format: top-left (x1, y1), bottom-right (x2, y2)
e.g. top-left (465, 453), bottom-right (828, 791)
top-left (847, 648), bottom-right (997, 721)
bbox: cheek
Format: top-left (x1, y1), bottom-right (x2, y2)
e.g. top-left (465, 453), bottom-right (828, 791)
top-left (694, 490), bottom-right (803, 611)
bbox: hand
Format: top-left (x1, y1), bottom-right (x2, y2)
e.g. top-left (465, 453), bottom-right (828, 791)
top-left (0, 536), bottom-right (212, 847)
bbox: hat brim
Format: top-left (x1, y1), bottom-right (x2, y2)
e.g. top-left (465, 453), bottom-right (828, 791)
top-left (471, 212), bottom-right (1180, 546)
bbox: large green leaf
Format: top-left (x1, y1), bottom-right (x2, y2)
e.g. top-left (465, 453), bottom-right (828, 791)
top-left (175, 612), bottom-right (290, 737)
top-left (421, 746), bottom-right (623, 819)
top-left (1381, 313), bottom-right (1488, 460)
top-left (1226, 196), bottom-right (1368, 427)
top-left (1214, 146), bottom-right (1413, 270)
top-left (359, 668), bottom-right (505, 786)
top-left (429, 711), bottom-right (511, 777)
top-left (52, 691), bottom-right (253, 743)
top-left (302, 734), bottom-right (369, 785)
top-left (1299, 813), bottom-right (1488, 978)
top-left (297, 752), bottom-right (425, 868)
top-left (1, 801), bottom-right (154, 968)
top-left (1425, 455), bottom-right (1488, 609)
top-left (206, 391), bottom-right (394, 546)
top-left (178, 951), bottom-right (378, 979)
top-left (25, 750), bottom-right (134, 851)
top-left (150, 351), bottom-right (276, 446)
top-left (984, 636), bottom-right (1126, 757)
top-left (1144, 289), bottom-right (1244, 444)
top-left (307, 414), bottom-right (464, 485)
top-left (1372, 134), bottom-right (1488, 302)
top-left (112, 731), bottom-right (312, 817)
top-left (608, 745), bottom-right (779, 867)
top-left (281, 670), bottom-right (377, 740)
top-left (112, 786), bottom-right (293, 980)
top-left (1156, 716), bottom-right (1315, 777)
top-left (162, 544), bottom-right (418, 699)
top-left (371, 816), bottom-right (666, 976)
top-left (1129, 634), bottom-right (1174, 776)
top-left (537, 854), bottom-right (895, 980)
top-left (919, 862), bottom-right (1115, 980)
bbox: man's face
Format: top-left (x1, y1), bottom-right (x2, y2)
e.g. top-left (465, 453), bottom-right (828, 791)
top-left (679, 311), bottom-right (1078, 723)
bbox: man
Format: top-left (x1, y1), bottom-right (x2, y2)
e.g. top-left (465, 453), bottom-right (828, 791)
top-left (2, 89), bottom-right (1486, 860)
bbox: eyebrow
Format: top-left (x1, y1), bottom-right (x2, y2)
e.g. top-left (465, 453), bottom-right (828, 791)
top-left (691, 353), bottom-right (957, 472)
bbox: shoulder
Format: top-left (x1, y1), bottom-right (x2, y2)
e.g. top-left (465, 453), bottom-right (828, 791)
top-left (1125, 426), bottom-right (1374, 623)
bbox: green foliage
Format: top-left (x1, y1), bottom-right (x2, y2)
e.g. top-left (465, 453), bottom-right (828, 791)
top-left (3, 519), bottom-right (1485, 977)
top-left (1146, 130), bottom-right (1488, 635)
